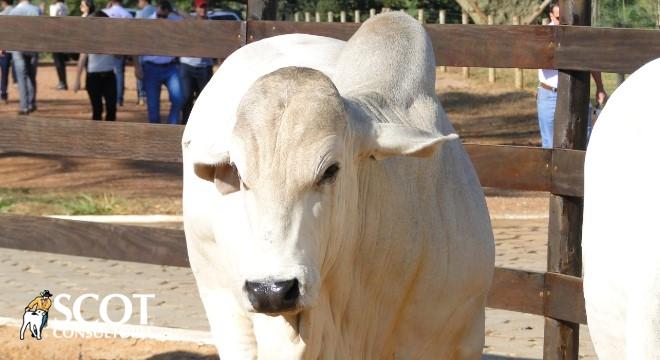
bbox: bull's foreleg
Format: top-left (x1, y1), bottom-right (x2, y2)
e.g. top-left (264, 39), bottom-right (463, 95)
top-left (201, 288), bottom-right (258, 359)
top-left (19, 320), bottom-right (28, 340)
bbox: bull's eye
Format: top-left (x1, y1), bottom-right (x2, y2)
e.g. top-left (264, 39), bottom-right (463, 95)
top-left (318, 163), bottom-right (340, 186)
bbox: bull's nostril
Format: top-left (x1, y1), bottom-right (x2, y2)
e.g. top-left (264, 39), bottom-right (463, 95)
top-left (245, 278), bottom-right (300, 313)
top-left (282, 278), bottom-right (299, 302)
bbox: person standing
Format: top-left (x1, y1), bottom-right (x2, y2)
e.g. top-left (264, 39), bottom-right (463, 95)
top-left (135, 0), bottom-right (183, 124)
top-left (0, 0), bottom-right (14, 103)
top-left (73, 11), bottom-right (117, 121)
top-left (49, 0), bottom-right (69, 90)
top-left (9, 0), bottom-right (40, 115)
top-left (537, 2), bottom-right (607, 148)
top-left (103, 0), bottom-right (132, 107)
top-left (134, 0), bottom-right (155, 105)
top-left (179, 0), bottom-right (213, 124)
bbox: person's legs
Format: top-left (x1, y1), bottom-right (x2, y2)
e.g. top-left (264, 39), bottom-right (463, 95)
top-left (180, 64), bottom-right (194, 124)
top-left (143, 63), bottom-right (162, 124)
top-left (53, 53), bottom-right (68, 89)
top-left (40, 312), bottom-right (48, 330)
top-left (182, 65), bottom-right (213, 124)
top-left (537, 87), bottom-right (557, 148)
top-left (103, 72), bottom-right (117, 121)
top-left (11, 52), bottom-right (28, 112)
top-left (86, 72), bottom-right (104, 120)
top-left (165, 64), bottom-right (183, 125)
top-left (113, 56), bottom-right (125, 106)
top-left (0, 54), bottom-right (9, 101)
top-left (25, 53), bottom-right (38, 111)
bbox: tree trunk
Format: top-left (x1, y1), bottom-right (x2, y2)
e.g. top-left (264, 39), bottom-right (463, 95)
top-left (247, 0), bottom-right (278, 20)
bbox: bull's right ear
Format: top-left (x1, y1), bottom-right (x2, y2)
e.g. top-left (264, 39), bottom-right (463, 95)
top-left (193, 153), bottom-right (240, 195)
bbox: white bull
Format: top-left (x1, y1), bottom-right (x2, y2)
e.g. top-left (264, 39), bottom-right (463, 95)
top-left (583, 58), bottom-right (660, 359)
top-left (182, 12), bottom-right (494, 359)
top-left (20, 309), bottom-right (45, 340)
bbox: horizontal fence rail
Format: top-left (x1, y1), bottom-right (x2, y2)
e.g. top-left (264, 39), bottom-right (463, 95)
top-left (0, 17), bottom-right (657, 72)
top-left (0, 214), bottom-right (586, 325)
top-left (0, 118), bottom-right (585, 196)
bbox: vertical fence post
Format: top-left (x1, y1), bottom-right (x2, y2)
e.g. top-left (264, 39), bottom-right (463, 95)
top-left (305, 11), bottom-right (310, 22)
top-left (327, 11), bottom-right (333, 22)
top-left (462, 12), bottom-right (470, 78)
top-left (340, 10), bottom-right (346, 22)
top-left (513, 16), bottom-right (523, 88)
top-left (488, 14), bottom-right (495, 83)
top-left (294, 12), bottom-right (299, 21)
top-left (417, 9), bottom-right (424, 22)
top-left (543, 0), bottom-right (591, 359)
top-left (369, 8), bottom-right (376, 18)
top-left (439, 10), bottom-right (446, 73)
top-left (315, 11), bottom-right (321, 22)
top-left (354, 9), bottom-right (360, 22)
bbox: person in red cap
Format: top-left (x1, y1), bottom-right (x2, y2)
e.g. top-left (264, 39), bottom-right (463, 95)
top-left (179, 0), bottom-right (214, 124)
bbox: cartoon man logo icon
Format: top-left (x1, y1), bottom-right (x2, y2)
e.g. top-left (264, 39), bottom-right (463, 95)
top-left (20, 290), bottom-right (53, 340)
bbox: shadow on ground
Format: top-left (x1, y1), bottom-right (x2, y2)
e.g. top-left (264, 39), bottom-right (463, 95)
top-left (146, 351), bottom-right (219, 360)
top-left (482, 355), bottom-right (537, 360)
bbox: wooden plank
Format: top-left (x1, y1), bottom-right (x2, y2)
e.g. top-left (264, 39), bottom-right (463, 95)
top-left (247, 21), bottom-right (556, 69)
top-left (552, 148), bottom-right (585, 197)
top-left (0, 118), bottom-right (586, 196)
top-left (487, 267), bottom-right (545, 316)
top-left (0, 16), bottom-right (243, 58)
top-left (424, 24), bottom-right (556, 69)
top-left (0, 117), bottom-right (184, 163)
top-left (246, 20), bottom-right (360, 42)
top-left (544, 0), bottom-right (589, 357)
top-left (464, 144), bottom-right (552, 192)
top-left (0, 212), bottom-right (588, 324)
top-left (0, 214), bottom-right (188, 267)
top-left (487, 268), bottom-right (586, 324)
top-left (545, 272), bottom-right (587, 324)
top-left (556, 26), bottom-right (660, 73)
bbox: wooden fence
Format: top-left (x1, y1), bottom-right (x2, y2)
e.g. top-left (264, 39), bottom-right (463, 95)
top-left (0, 2), bottom-right (658, 358)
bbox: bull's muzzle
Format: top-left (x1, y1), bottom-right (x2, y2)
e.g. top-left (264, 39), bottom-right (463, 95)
top-left (244, 278), bottom-right (300, 313)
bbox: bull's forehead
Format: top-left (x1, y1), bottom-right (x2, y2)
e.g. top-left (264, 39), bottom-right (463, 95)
top-left (233, 67), bottom-right (346, 193)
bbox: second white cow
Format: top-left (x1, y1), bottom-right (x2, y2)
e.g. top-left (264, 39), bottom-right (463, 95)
top-left (183, 13), bottom-right (494, 359)
top-left (583, 58), bottom-right (660, 359)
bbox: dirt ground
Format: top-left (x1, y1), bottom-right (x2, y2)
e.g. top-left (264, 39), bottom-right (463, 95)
top-left (0, 65), bottom-right (572, 359)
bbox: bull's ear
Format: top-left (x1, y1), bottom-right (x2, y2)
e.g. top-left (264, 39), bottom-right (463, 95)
top-left (358, 123), bottom-right (458, 160)
top-left (193, 153), bottom-right (240, 195)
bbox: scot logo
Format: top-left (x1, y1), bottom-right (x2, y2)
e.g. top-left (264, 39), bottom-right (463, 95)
top-left (20, 289), bottom-right (53, 340)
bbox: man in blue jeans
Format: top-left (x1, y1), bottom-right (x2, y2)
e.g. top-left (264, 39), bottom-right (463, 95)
top-left (9, 0), bottom-right (41, 115)
top-left (537, 2), bottom-right (607, 148)
top-left (134, 0), bottom-right (183, 124)
top-left (180, 0), bottom-right (213, 124)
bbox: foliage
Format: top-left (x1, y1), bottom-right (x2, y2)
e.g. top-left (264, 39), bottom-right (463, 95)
top-left (595, 0), bottom-right (658, 28)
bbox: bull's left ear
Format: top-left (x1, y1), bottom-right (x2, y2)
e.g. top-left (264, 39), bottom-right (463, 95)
top-left (358, 123), bottom-right (459, 160)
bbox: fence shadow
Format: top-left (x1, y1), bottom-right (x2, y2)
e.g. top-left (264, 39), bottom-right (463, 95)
top-left (146, 351), bottom-right (219, 360)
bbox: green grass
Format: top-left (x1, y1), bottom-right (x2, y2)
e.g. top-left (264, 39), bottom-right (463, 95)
top-left (0, 189), bottom-right (121, 215)
top-left (63, 194), bottom-right (118, 215)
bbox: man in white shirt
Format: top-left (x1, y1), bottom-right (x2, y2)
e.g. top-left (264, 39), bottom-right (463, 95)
top-left (537, 2), bottom-right (607, 148)
top-left (49, 0), bottom-right (69, 90)
top-left (103, 0), bottom-right (132, 106)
